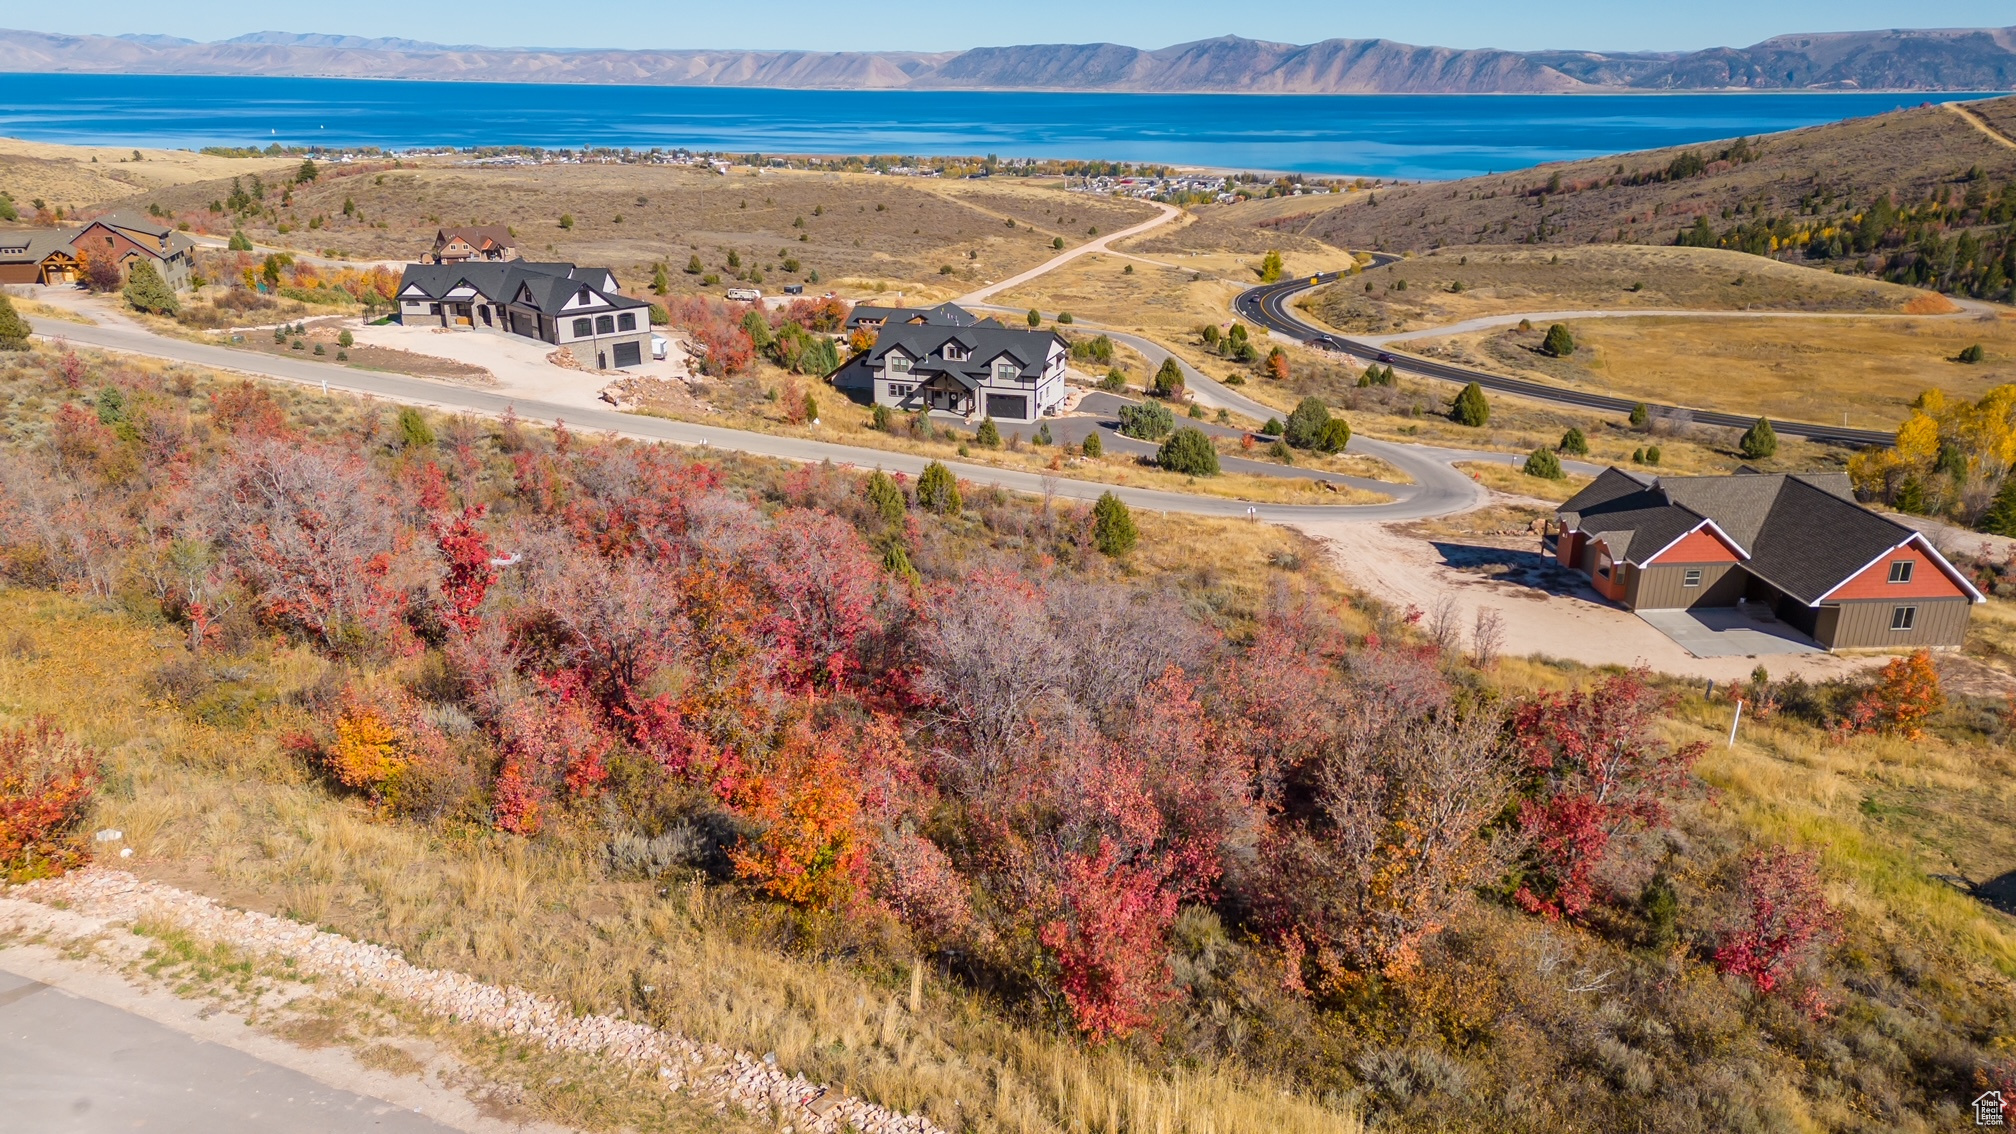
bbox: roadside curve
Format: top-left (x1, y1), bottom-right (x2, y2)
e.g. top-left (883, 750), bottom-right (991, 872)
top-left (1234, 266), bottom-right (1897, 449)
top-left (29, 315), bottom-right (1486, 523)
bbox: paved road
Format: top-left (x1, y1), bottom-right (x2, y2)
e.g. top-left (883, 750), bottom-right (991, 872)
top-left (1233, 268), bottom-right (1897, 448)
top-left (0, 966), bottom-right (460, 1133)
top-left (956, 202), bottom-right (1181, 307)
top-left (30, 315), bottom-right (1487, 522)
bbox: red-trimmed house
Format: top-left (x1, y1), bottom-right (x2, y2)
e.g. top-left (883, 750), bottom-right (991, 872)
top-left (1553, 468), bottom-right (1982, 650)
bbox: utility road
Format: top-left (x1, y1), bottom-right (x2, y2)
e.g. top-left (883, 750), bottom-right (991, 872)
top-left (1235, 268), bottom-right (1896, 449)
top-left (956, 202), bottom-right (1182, 307)
top-left (30, 314), bottom-right (1486, 522)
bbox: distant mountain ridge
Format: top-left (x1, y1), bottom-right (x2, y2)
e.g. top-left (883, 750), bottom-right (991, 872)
top-left (2, 26), bottom-right (2013, 93)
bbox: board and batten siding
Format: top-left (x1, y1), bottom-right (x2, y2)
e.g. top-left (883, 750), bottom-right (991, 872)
top-left (1816, 597), bottom-right (1971, 649)
top-left (1628, 562), bottom-right (1747, 610)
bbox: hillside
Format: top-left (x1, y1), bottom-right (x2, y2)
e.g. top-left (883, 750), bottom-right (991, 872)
top-left (0, 26), bottom-right (2012, 93)
top-left (1266, 96), bottom-right (2016, 298)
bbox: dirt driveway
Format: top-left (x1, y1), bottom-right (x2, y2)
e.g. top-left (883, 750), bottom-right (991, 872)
top-left (1294, 516), bottom-right (1884, 683)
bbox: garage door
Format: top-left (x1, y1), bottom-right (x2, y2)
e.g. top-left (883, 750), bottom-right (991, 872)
top-left (985, 394), bottom-right (1028, 421)
top-left (612, 341), bottom-right (643, 368)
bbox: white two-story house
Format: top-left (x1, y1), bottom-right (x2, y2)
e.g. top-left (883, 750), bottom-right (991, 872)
top-left (828, 304), bottom-right (1067, 424)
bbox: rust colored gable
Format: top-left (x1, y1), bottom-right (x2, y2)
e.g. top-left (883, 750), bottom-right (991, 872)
top-left (1638, 525), bottom-right (1741, 566)
top-left (1824, 539), bottom-right (1968, 601)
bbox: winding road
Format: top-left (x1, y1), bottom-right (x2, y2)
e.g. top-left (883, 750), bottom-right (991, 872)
top-left (27, 312), bottom-right (1486, 522)
top-left (1234, 268), bottom-right (1897, 448)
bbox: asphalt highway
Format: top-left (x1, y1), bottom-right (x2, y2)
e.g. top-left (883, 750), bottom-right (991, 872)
top-left (1233, 264), bottom-right (1895, 449)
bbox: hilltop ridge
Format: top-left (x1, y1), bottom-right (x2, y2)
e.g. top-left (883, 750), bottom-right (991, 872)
top-left (0, 26), bottom-right (2012, 93)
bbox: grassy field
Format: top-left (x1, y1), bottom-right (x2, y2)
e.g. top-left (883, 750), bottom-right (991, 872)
top-left (1302, 244), bottom-right (1945, 336)
top-left (1420, 311), bottom-right (2016, 429)
top-left (113, 160), bottom-right (1161, 300)
top-left (0, 138), bottom-right (300, 215)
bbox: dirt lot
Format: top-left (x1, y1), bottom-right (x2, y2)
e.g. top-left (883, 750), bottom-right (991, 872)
top-left (119, 160), bottom-right (1160, 301)
top-left (1302, 244), bottom-right (1939, 335)
top-left (1431, 310), bottom-right (2016, 429)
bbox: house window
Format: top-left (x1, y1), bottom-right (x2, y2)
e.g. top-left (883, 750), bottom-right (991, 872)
top-left (1888, 560), bottom-right (1914, 584)
top-left (888, 355), bottom-right (912, 375)
top-left (571, 317), bottom-right (592, 337)
top-left (1891, 606), bottom-right (1917, 631)
top-left (429, 303), bottom-right (441, 316)
top-left (1683, 569), bottom-right (1702, 588)
top-left (596, 315), bottom-right (615, 334)
top-left (994, 360), bottom-right (1018, 381)
top-left (942, 345), bottom-right (968, 361)
top-left (617, 312), bottom-right (636, 331)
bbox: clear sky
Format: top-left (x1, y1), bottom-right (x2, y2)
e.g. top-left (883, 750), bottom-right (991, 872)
top-left (12, 2), bottom-right (2015, 55)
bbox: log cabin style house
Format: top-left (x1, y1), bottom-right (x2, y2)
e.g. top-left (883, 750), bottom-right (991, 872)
top-left (0, 210), bottom-right (195, 289)
top-left (1552, 468), bottom-right (1982, 650)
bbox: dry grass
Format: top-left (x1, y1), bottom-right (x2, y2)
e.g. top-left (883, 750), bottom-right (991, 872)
top-left (1437, 312), bottom-right (2016, 429)
top-left (0, 575), bottom-right (1359, 1134)
top-left (123, 160), bottom-right (1160, 301)
top-left (1302, 244), bottom-right (1937, 335)
top-left (1453, 460), bottom-right (1593, 503)
top-left (0, 138), bottom-right (300, 213)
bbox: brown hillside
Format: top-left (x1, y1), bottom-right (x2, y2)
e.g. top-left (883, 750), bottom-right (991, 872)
top-left (1274, 96), bottom-right (2016, 293)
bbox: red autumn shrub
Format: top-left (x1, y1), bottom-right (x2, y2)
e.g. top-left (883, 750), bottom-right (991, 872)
top-left (0, 719), bottom-right (99, 882)
top-left (431, 503), bottom-right (497, 635)
top-left (1039, 838), bottom-right (1181, 1042)
top-left (1510, 670), bottom-right (1705, 919)
top-left (1713, 844), bottom-right (1840, 998)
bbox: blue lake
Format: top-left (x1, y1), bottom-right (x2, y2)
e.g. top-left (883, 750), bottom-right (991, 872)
top-left (0, 72), bottom-right (1997, 179)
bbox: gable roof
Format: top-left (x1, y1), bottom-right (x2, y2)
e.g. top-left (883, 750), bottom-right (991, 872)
top-left (435, 225), bottom-right (517, 253)
top-left (396, 262), bottom-right (642, 312)
top-left (845, 301), bottom-right (985, 331)
top-left (75, 210), bottom-right (196, 258)
top-left (0, 227), bottom-right (80, 264)
top-left (1559, 467), bottom-right (1982, 605)
top-left (866, 319), bottom-right (1060, 391)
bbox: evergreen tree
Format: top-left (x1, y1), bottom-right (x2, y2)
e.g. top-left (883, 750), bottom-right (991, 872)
top-left (1738, 417), bottom-right (1778, 460)
top-left (1632, 447), bottom-right (1646, 464)
top-left (685, 254), bottom-right (704, 274)
top-left (740, 310), bottom-right (774, 351)
top-left (1317, 418), bottom-right (1352, 454)
top-left (1261, 417), bottom-right (1283, 436)
top-left (1157, 428), bottom-right (1220, 476)
top-left (122, 260), bottom-right (179, 316)
top-left (1092, 491), bottom-right (1138, 556)
top-left (227, 230), bottom-right (253, 252)
top-left (1959, 344), bottom-right (1985, 364)
top-left (870, 403), bottom-right (893, 432)
top-left (865, 470), bottom-right (905, 525)
top-left (975, 416), bottom-right (1002, 448)
top-left (396, 406), bottom-right (435, 448)
top-left (1034, 422), bottom-right (1053, 445)
top-left (1894, 475), bottom-right (1925, 514)
top-left (1151, 357), bottom-right (1185, 399)
top-left (882, 541), bottom-right (920, 584)
top-left (1284, 397), bottom-right (1332, 449)
top-left (651, 262), bottom-right (670, 295)
top-left (803, 391), bottom-right (820, 423)
top-left (1117, 400), bottom-right (1174, 441)
top-left (1980, 476), bottom-right (2016, 537)
top-left (1524, 448), bottom-right (1565, 479)
top-left (1450, 382), bottom-right (1491, 427)
top-left (1643, 445), bottom-right (1662, 466)
top-left (1541, 323), bottom-right (1576, 357)
top-left (916, 461), bottom-right (961, 514)
top-left (1558, 426), bottom-right (1588, 455)
top-left (1258, 250), bottom-right (1284, 283)
top-left (1082, 430), bottom-right (1103, 458)
top-left (0, 294), bottom-right (29, 350)
top-left (1629, 402), bottom-right (1650, 428)
top-left (1026, 309), bottom-right (1042, 327)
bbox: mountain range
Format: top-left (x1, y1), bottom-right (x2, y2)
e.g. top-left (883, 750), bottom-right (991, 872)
top-left (0, 27), bottom-right (2012, 93)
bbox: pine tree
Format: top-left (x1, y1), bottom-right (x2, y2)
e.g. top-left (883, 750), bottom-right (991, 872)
top-left (1541, 323), bottom-right (1576, 357)
top-left (121, 259), bottom-right (179, 316)
top-left (864, 470), bottom-right (905, 525)
top-left (1524, 448), bottom-right (1565, 479)
top-left (651, 262), bottom-right (670, 295)
top-left (1643, 445), bottom-right (1662, 466)
top-left (1450, 382), bottom-right (1491, 427)
top-left (916, 461), bottom-right (961, 514)
top-left (1027, 309), bottom-right (1042, 327)
top-left (1082, 430), bottom-right (1104, 458)
top-left (975, 417), bottom-right (1002, 448)
top-left (1157, 428), bottom-right (1220, 476)
top-left (882, 541), bottom-right (920, 584)
top-left (1980, 476), bottom-right (2016, 536)
top-left (1317, 418), bottom-right (1352, 454)
top-left (1261, 417), bottom-right (1283, 436)
top-left (685, 254), bottom-right (704, 274)
top-left (228, 230), bottom-right (253, 252)
top-left (1558, 426), bottom-right (1588, 455)
top-left (1034, 422), bottom-right (1054, 445)
top-left (1738, 417), bottom-right (1778, 460)
top-left (870, 403), bottom-right (893, 432)
top-left (1092, 491), bottom-right (1138, 556)
top-left (1629, 403), bottom-right (1650, 428)
top-left (0, 294), bottom-right (29, 350)
top-left (1151, 357), bottom-right (1185, 398)
top-left (1284, 397), bottom-right (1332, 449)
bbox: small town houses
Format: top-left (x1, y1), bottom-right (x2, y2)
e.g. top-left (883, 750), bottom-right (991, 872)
top-left (829, 302), bottom-right (1067, 424)
top-left (396, 261), bottom-right (654, 370)
top-left (422, 225), bottom-right (520, 264)
top-left (0, 210), bottom-right (196, 289)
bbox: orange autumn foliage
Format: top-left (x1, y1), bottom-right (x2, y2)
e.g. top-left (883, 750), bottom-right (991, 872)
top-left (729, 709), bottom-right (904, 910)
top-left (1843, 649), bottom-right (1943, 739)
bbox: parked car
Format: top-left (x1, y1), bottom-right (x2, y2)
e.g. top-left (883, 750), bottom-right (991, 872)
top-left (783, 284), bottom-right (804, 295)
top-left (651, 335), bottom-right (669, 361)
top-left (725, 287), bottom-right (762, 302)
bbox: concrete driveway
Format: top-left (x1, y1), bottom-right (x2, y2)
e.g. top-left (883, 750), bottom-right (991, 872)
top-left (346, 320), bottom-right (694, 413)
top-left (1638, 607), bottom-right (1824, 659)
